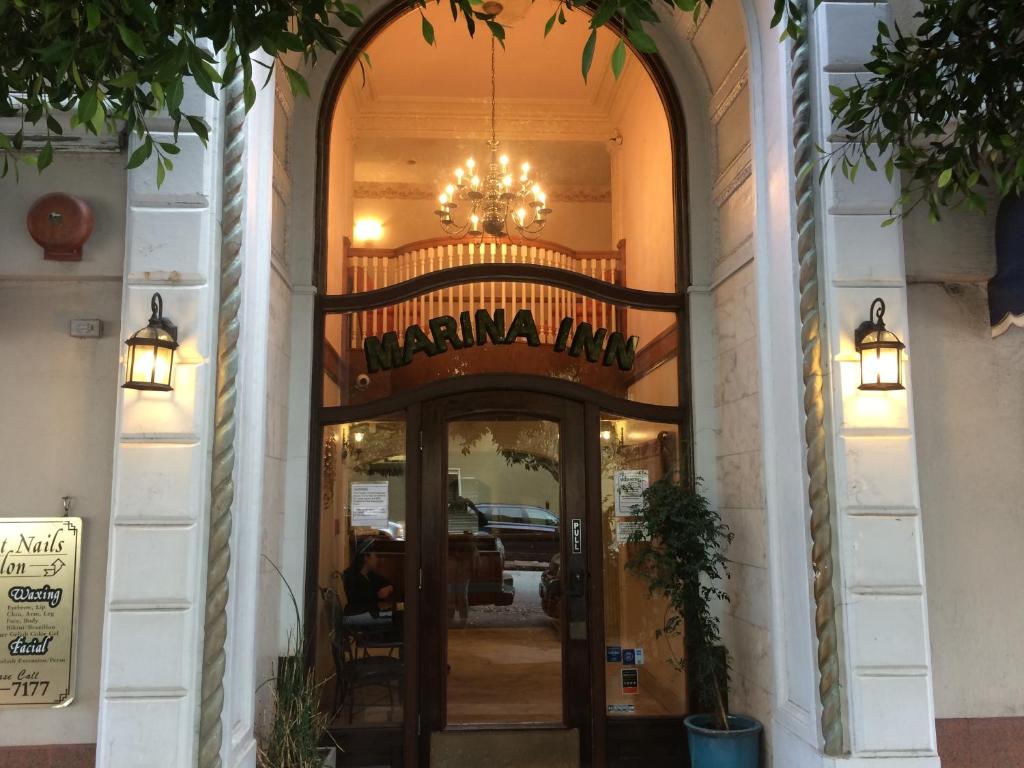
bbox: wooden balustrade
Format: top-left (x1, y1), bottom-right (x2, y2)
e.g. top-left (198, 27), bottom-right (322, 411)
top-left (343, 238), bottom-right (625, 348)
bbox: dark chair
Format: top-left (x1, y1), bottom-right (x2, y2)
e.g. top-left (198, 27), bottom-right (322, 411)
top-left (320, 587), bottom-right (404, 723)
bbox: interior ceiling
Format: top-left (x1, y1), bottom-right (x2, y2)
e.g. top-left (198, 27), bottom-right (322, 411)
top-left (359, 0), bottom-right (623, 105)
top-left (353, 136), bottom-right (612, 187)
top-left (346, 0), bottom-right (632, 190)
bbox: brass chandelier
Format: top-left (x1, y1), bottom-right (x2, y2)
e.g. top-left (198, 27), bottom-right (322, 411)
top-left (435, 37), bottom-right (551, 239)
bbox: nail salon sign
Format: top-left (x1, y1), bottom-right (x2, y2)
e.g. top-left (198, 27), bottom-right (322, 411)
top-left (0, 518), bottom-right (82, 707)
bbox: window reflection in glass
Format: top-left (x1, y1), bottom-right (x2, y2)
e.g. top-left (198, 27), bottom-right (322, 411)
top-left (600, 416), bottom-right (686, 717)
top-left (316, 419), bottom-right (407, 727)
top-left (444, 417), bottom-right (564, 726)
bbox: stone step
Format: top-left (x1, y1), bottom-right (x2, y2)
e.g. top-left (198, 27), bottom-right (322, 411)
top-left (431, 728), bottom-right (580, 768)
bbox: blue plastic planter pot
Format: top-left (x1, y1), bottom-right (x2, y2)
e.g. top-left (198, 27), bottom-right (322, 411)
top-left (685, 714), bottom-right (762, 768)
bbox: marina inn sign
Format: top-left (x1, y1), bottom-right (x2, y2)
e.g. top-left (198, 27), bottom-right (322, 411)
top-left (363, 308), bottom-right (641, 373)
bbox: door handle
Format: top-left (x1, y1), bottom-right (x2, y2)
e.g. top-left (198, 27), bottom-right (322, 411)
top-left (567, 570), bottom-right (585, 598)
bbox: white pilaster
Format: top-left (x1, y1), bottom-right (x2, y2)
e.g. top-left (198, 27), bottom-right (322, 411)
top-left (97, 84), bottom-right (224, 768)
top-left (224, 60), bottom-right (277, 768)
top-left (814, 1), bottom-right (938, 763)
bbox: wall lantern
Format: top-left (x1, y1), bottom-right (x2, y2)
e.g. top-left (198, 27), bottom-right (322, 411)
top-left (123, 293), bottom-right (179, 391)
top-left (855, 298), bottom-right (905, 391)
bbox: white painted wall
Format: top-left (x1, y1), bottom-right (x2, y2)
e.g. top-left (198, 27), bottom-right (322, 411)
top-left (0, 153), bottom-right (125, 747)
top-left (901, 197), bottom-right (1024, 720)
top-left (610, 64), bottom-right (675, 294)
top-left (907, 281), bottom-right (1024, 719)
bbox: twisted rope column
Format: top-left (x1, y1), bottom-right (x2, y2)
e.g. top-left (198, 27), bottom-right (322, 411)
top-left (790, 3), bottom-right (845, 756)
top-left (198, 60), bottom-right (246, 768)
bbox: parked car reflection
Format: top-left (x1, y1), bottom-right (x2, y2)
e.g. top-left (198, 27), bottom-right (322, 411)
top-left (476, 503), bottom-right (559, 563)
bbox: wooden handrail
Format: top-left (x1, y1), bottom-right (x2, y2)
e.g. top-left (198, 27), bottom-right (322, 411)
top-left (349, 235), bottom-right (599, 260)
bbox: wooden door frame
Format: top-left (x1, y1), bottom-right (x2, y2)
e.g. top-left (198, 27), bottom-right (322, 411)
top-left (418, 390), bottom-right (594, 765)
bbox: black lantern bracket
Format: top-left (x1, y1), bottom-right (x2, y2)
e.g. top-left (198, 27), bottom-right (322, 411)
top-left (855, 297), bottom-right (888, 348)
top-left (147, 293), bottom-right (178, 343)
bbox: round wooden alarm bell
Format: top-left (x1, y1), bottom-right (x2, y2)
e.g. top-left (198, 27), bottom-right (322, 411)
top-left (26, 192), bottom-right (94, 262)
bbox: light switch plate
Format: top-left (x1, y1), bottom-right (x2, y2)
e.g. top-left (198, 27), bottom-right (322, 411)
top-left (70, 319), bottom-right (103, 338)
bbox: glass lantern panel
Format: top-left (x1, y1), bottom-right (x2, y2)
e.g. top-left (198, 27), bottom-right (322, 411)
top-left (154, 347), bottom-right (174, 388)
top-left (130, 344), bottom-right (156, 385)
top-left (861, 346), bottom-right (901, 388)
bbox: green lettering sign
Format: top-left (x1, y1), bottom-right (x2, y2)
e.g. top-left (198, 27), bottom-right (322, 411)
top-left (361, 308), bottom-right (640, 373)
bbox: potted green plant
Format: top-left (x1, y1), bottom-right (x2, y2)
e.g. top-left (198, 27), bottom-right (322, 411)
top-left (627, 477), bottom-right (761, 768)
top-left (257, 560), bottom-right (337, 768)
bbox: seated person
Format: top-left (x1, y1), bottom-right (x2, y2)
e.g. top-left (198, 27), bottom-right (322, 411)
top-left (342, 539), bottom-right (395, 616)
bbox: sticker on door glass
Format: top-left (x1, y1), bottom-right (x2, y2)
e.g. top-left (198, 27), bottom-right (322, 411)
top-left (634, 648), bottom-right (644, 665)
top-left (615, 521), bottom-right (644, 546)
top-left (606, 645), bottom-right (622, 663)
top-left (614, 469), bottom-right (648, 517)
top-left (571, 518), bottom-right (582, 554)
top-left (622, 648), bottom-right (635, 665)
top-left (608, 703), bottom-right (636, 714)
top-left (621, 668), bottom-right (639, 695)
top-left (350, 482), bottom-right (389, 527)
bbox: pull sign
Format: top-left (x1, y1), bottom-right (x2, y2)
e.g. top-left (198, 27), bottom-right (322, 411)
top-left (571, 519), bottom-right (583, 554)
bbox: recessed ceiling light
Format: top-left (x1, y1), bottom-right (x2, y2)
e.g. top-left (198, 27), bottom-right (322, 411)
top-left (406, 159), bottom-right (417, 165)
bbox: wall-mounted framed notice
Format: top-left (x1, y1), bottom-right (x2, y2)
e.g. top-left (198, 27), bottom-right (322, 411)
top-left (0, 518), bottom-right (82, 708)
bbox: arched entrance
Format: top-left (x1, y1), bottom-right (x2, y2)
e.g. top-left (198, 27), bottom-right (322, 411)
top-left (300, 1), bottom-right (747, 765)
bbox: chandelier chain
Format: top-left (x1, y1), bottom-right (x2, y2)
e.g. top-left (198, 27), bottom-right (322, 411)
top-left (490, 36), bottom-right (496, 145)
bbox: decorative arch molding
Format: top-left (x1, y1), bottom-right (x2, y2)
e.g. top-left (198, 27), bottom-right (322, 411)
top-left (191, 2), bottom-right (848, 766)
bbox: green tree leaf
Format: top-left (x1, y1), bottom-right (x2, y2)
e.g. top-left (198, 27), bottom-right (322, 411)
top-left (421, 15), bottom-right (436, 46)
top-left (126, 138), bottom-right (153, 171)
top-left (117, 24), bottom-right (145, 55)
top-left (37, 142), bottom-right (54, 172)
top-left (627, 26), bottom-right (658, 54)
top-left (581, 29), bottom-right (598, 83)
top-left (284, 66), bottom-right (310, 99)
top-left (611, 39), bottom-right (627, 79)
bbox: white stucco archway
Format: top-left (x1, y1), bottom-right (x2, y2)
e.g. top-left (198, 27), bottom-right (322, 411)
top-left (92, 1), bottom-right (939, 766)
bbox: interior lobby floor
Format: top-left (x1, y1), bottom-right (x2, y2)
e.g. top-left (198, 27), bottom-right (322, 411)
top-left (447, 624), bottom-right (563, 724)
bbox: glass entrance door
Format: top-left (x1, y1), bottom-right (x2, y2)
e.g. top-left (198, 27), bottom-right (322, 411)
top-left (444, 415), bottom-right (564, 725)
top-left (419, 392), bottom-right (591, 759)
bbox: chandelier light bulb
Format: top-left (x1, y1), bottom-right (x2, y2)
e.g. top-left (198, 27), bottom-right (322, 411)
top-left (503, 175), bottom-right (513, 188)
top-left (439, 193), bottom-right (448, 205)
top-left (446, 184), bottom-right (455, 196)
top-left (455, 168), bottom-right (464, 181)
top-left (500, 154), bottom-right (509, 167)
top-left (521, 162), bottom-right (530, 173)
top-left (467, 158), bottom-right (476, 170)
top-left (517, 207), bottom-right (527, 223)
top-left (471, 175), bottom-right (481, 189)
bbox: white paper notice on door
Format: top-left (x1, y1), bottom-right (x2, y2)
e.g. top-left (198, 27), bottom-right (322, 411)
top-left (350, 482), bottom-right (389, 527)
top-left (616, 520), bottom-right (646, 546)
top-left (614, 469), bottom-right (649, 517)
